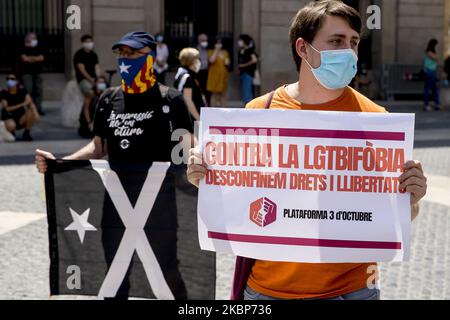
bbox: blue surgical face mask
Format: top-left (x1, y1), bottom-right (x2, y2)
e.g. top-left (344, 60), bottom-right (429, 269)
top-left (97, 83), bottom-right (107, 92)
top-left (7, 80), bottom-right (17, 88)
top-left (304, 43), bottom-right (358, 90)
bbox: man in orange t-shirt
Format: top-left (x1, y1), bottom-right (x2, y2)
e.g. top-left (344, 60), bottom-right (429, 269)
top-left (187, 0), bottom-right (427, 300)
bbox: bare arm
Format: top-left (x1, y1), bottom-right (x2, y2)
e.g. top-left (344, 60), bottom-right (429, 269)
top-left (21, 54), bottom-right (45, 63)
top-left (398, 160), bottom-right (427, 222)
top-left (76, 63), bottom-right (96, 83)
top-left (239, 53), bottom-right (258, 69)
top-left (3, 95), bottom-right (32, 113)
top-left (21, 54), bottom-right (32, 63)
top-left (34, 54), bottom-right (45, 62)
top-left (209, 49), bottom-right (220, 64)
top-left (183, 88), bottom-right (201, 121)
top-left (427, 51), bottom-right (438, 61)
top-left (95, 64), bottom-right (101, 78)
top-left (63, 136), bottom-right (107, 160)
top-left (35, 137), bottom-right (107, 174)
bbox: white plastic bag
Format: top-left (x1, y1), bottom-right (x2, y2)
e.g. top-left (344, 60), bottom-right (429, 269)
top-left (253, 69), bottom-right (261, 87)
top-left (0, 121), bottom-right (15, 143)
top-left (61, 80), bottom-right (84, 128)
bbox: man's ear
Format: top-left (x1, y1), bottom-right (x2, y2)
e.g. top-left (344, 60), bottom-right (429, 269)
top-left (296, 38), bottom-right (309, 61)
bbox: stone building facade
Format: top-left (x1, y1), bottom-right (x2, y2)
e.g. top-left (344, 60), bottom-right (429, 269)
top-left (1, 0), bottom-right (447, 100)
top-left (62, 0), bottom-right (448, 100)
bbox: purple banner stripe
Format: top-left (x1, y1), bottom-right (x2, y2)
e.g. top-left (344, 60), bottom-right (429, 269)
top-left (208, 232), bottom-right (402, 250)
top-left (209, 126), bottom-right (405, 141)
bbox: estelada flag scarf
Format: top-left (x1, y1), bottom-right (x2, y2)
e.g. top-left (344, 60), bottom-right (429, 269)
top-left (119, 53), bottom-right (157, 94)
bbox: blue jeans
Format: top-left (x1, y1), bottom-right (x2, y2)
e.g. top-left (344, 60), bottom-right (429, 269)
top-left (240, 73), bottom-right (254, 105)
top-left (244, 286), bottom-right (381, 301)
top-left (424, 71), bottom-right (440, 106)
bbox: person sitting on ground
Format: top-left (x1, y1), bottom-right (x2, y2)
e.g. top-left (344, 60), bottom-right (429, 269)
top-left (0, 73), bottom-right (40, 141)
top-left (78, 75), bottom-right (109, 137)
top-left (74, 34), bottom-right (101, 138)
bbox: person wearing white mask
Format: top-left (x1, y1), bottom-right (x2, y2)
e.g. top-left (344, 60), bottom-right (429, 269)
top-left (21, 32), bottom-right (45, 116)
top-left (174, 48), bottom-right (207, 122)
top-left (196, 33), bottom-right (211, 105)
top-left (78, 75), bottom-right (109, 136)
top-left (0, 74), bottom-right (40, 141)
top-left (73, 34), bottom-right (102, 138)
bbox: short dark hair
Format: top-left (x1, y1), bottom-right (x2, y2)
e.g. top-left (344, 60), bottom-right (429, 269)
top-left (81, 34), bottom-right (93, 43)
top-left (426, 39), bottom-right (438, 53)
top-left (239, 34), bottom-right (253, 46)
top-left (289, 0), bottom-right (362, 70)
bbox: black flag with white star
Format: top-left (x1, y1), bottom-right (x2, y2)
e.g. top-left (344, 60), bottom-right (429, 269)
top-left (45, 160), bottom-right (215, 299)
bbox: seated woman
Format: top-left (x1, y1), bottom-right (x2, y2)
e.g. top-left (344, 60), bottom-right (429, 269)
top-left (0, 73), bottom-right (40, 141)
top-left (78, 75), bottom-right (108, 139)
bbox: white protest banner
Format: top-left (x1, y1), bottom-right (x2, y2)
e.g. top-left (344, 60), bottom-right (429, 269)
top-left (197, 108), bottom-right (415, 263)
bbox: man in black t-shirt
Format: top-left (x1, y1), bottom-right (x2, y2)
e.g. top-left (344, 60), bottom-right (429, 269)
top-left (21, 32), bottom-right (45, 116)
top-left (1, 74), bottom-right (40, 141)
top-left (73, 34), bottom-right (101, 138)
top-left (36, 31), bottom-right (195, 299)
top-left (38, 31), bottom-right (193, 167)
top-left (92, 77), bottom-right (194, 164)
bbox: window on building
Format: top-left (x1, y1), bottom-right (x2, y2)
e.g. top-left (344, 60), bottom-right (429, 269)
top-left (0, 0), bottom-right (65, 73)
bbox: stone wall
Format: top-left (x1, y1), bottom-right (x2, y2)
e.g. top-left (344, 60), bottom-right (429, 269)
top-left (65, 0), bottom-right (163, 86)
top-left (397, 0), bottom-right (445, 64)
top-left (258, 0), bottom-right (310, 94)
top-left (60, 0), bottom-right (449, 101)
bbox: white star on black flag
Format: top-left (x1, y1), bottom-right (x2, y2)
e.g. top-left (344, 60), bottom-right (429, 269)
top-left (65, 208), bottom-right (97, 244)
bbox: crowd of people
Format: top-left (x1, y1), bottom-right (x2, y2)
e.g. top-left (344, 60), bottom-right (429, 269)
top-left (172, 33), bottom-right (259, 122)
top-left (0, 30), bottom-right (261, 143)
top-left (0, 32), bottom-right (44, 142)
top-left (1, 18), bottom-right (448, 144)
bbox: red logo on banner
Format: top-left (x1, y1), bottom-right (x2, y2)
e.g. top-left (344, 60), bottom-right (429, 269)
top-left (250, 197), bottom-right (277, 227)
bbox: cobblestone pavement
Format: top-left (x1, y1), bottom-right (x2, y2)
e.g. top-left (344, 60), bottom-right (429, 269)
top-left (0, 101), bottom-right (449, 300)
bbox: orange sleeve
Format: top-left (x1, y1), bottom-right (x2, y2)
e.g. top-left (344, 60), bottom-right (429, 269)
top-left (245, 93), bottom-right (273, 110)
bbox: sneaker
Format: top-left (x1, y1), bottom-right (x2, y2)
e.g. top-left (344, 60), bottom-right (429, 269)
top-left (0, 121), bottom-right (15, 142)
top-left (22, 130), bottom-right (33, 142)
top-left (424, 105), bottom-right (432, 112)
